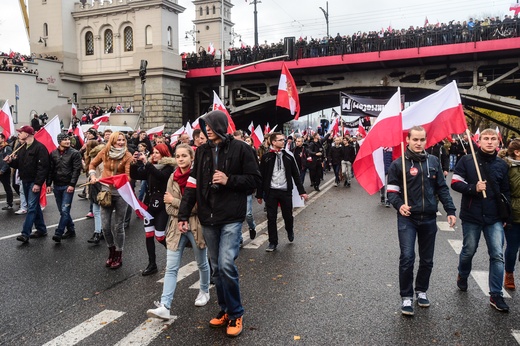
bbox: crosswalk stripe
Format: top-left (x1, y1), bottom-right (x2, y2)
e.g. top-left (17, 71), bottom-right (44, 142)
top-left (42, 309), bottom-right (125, 346)
top-left (447, 239), bottom-right (462, 255)
top-left (437, 221), bottom-right (454, 232)
top-left (471, 270), bottom-right (511, 298)
top-left (113, 316), bottom-right (177, 346)
top-left (511, 330), bottom-right (520, 344)
top-left (244, 233), bottom-right (269, 249)
top-left (157, 261), bottom-right (198, 284)
top-left (189, 282), bottom-right (215, 290)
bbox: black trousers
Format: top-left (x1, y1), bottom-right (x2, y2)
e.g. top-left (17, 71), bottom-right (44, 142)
top-left (0, 170), bottom-right (13, 206)
top-left (265, 188), bottom-right (293, 246)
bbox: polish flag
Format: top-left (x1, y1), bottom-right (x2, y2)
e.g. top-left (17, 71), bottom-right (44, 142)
top-left (495, 126), bottom-right (502, 143)
top-left (35, 115), bottom-right (61, 152)
top-left (276, 62), bottom-right (300, 120)
top-left (170, 126), bottom-right (185, 147)
top-left (269, 124), bottom-right (278, 134)
top-left (185, 122), bottom-right (193, 139)
top-left (511, 3), bottom-right (520, 15)
top-left (0, 100), bottom-right (15, 139)
top-left (264, 122), bottom-right (270, 134)
top-left (67, 122), bottom-right (85, 146)
top-left (331, 116), bottom-right (340, 137)
top-left (471, 128), bottom-right (480, 144)
top-left (353, 89), bottom-right (403, 195)
top-left (146, 125), bottom-right (165, 137)
top-left (208, 43), bottom-right (215, 55)
top-left (99, 174), bottom-right (153, 221)
top-left (357, 118), bottom-right (367, 138)
top-left (212, 90), bottom-right (236, 134)
top-left (191, 117), bottom-right (200, 130)
top-left (92, 113), bottom-right (111, 130)
top-left (402, 80), bottom-right (467, 149)
top-left (71, 103), bottom-right (78, 118)
top-left (251, 125), bottom-right (264, 149)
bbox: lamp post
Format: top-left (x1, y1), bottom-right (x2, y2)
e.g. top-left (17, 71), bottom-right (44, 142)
top-left (319, 1), bottom-right (329, 38)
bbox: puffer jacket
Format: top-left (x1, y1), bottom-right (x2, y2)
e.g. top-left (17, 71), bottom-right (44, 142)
top-left (47, 147), bottom-right (83, 187)
top-left (451, 148), bottom-right (509, 225)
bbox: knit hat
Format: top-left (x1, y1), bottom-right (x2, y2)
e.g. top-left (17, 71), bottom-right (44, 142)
top-left (57, 133), bottom-right (70, 143)
top-left (86, 128), bottom-right (98, 138)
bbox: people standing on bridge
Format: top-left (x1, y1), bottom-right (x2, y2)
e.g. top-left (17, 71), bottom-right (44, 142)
top-left (89, 131), bottom-right (133, 269)
top-left (5, 125), bottom-right (50, 243)
top-left (130, 143), bottom-right (175, 276)
top-left (0, 133), bottom-right (14, 211)
top-left (146, 144), bottom-right (210, 320)
top-left (177, 110), bottom-right (261, 337)
top-left (46, 133), bottom-right (83, 243)
top-left (257, 132), bottom-right (308, 252)
top-left (387, 126), bottom-right (457, 316)
top-left (452, 128), bottom-right (511, 312)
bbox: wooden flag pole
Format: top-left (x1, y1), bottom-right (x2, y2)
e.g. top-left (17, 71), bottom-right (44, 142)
top-left (8, 142), bottom-right (26, 158)
top-left (400, 141), bottom-right (408, 206)
top-left (465, 128), bottom-right (486, 198)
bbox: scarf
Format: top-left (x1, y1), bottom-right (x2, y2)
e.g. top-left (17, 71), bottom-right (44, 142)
top-left (108, 146), bottom-right (127, 160)
top-left (174, 168), bottom-right (190, 194)
top-left (405, 147), bottom-right (427, 162)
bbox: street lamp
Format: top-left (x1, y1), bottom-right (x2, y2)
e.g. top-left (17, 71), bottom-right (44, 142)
top-left (319, 1), bottom-right (329, 38)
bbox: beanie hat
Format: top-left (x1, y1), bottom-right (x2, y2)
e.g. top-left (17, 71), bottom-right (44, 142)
top-left (57, 133), bottom-right (69, 143)
top-left (87, 128), bottom-right (98, 138)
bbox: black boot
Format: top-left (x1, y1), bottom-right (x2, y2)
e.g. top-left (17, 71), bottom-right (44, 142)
top-left (142, 262), bottom-right (158, 276)
top-left (142, 237), bottom-right (158, 276)
top-left (87, 232), bottom-right (101, 244)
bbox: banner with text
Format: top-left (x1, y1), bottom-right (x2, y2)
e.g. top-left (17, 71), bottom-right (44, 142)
top-left (340, 92), bottom-right (390, 117)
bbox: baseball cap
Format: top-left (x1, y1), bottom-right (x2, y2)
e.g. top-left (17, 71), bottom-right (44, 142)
top-left (16, 125), bottom-right (35, 135)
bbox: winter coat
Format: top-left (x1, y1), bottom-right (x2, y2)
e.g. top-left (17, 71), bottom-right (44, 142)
top-left (47, 147), bottom-right (83, 187)
top-left (327, 144), bottom-right (344, 166)
top-left (130, 156), bottom-right (176, 205)
top-left (506, 157), bottom-right (520, 224)
top-left (8, 139), bottom-right (49, 186)
top-left (0, 144), bottom-right (12, 175)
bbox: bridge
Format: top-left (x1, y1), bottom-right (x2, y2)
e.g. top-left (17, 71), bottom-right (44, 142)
top-left (184, 36), bottom-right (520, 132)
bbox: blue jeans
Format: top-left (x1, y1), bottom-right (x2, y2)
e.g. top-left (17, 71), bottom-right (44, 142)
top-left (160, 231), bottom-right (210, 309)
top-left (245, 195), bottom-right (256, 230)
top-left (93, 203), bottom-right (102, 233)
top-left (53, 185), bottom-right (75, 236)
top-left (458, 221), bottom-right (505, 295)
top-left (449, 154), bottom-right (457, 171)
top-left (397, 215), bottom-right (437, 297)
top-left (505, 223), bottom-right (520, 273)
top-left (203, 222), bottom-right (244, 319)
top-left (299, 167), bottom-right (307, 185)
top-left (21, 181), bottom-right (47, 237)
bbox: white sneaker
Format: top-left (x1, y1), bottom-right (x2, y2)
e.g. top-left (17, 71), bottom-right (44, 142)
top-left (15, 209), bottom-right (27, 215)
top-left (146, 301), bottom-right (170, 320)
top-left (194, 290), bottom-right (210, 307)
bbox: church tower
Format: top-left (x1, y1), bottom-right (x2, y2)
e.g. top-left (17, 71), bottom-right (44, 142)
top-left (192, 0), bottom-right (234, 52)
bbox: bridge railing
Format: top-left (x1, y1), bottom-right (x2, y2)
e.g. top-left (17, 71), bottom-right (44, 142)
top-left (183, 21), bottom-right (519, 70)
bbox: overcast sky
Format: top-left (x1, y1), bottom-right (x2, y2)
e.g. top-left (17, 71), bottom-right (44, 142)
top-left (0, 0), bottom-right (514, 54)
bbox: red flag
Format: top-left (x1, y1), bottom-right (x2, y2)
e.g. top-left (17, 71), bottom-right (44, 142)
top-left (353, 89), bottom-right (403, 195)
top-left (511, 3), bottom-right (520, 15)
top-left (357, 118), bottom-right (367, 138)
top-left (99, 174), bottom-right (153, 220)
top-left (92, 113), bottom-right (111, 130)
top-left (71, 103), bottom-right (78, 118)
top-left (424, 16), bottom-right (429, 27)
top-left (331, 116), bottom-right (340, 137)
top-left (35, 115), bottom-right (61, 153)
top-left (212, 90), bottom-right (236, 134)
top-left (495, 126), bottom-right (502, 143)
top-left (251, 125), bottom-right (264, 149)
top-left (276, 62), bottom-right (300, 120)
top-left (471, 128), bottom-right (480, 144)
top-left (0, 100), bottom-right (15, 139)
top-left (264, 122), bottom-right (270, 134)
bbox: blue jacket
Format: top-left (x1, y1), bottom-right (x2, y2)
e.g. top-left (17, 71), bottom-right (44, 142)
top-left (451, 149), bottom-right (510, 225)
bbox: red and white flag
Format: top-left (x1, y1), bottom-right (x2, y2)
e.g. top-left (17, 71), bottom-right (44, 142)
top-left (495, 126), bottom-right (503, 143)
top-left (276, 62), bottom-right (300, 120)
top-left (67, 122), bottom-right (85, 146)
top-left (269, 124), bottom-right (278, 134)
top-left (357, 118), bottom-right (367, 138)
top-left (92, 113), bottom-right (111, 130)
top-left (146, 124), bottom-right (165, 138)
top-left (212, 90), bottom-right (236, 134)
top-left (402, 80), bottom-right (467, 149)
top-left (185, 122), bottom-right (193, 139)
top-left (99, 174), bottom-right (153, 221)
top-left (331, 116), bottom-right (341, 137)
top-left (170, 126), bottom-right (185, 147)
top-left (251, 125), bottom-right (264, 149)
top-left (264, 122), bottom-right (270, 134)
top-left (208, 43), bottom-right (216, 55)
top-left (353, 89), bottom-right (403, 195)
top-left (35, 115), bottom-right (61, 152)
top-left (71, 103), bottom-right (78, 119)
top-left (471, 128), bottom-right (480, 144)
top-left (191, 117), bottom-right (200, 130)
top-left (511, 3), bottom-right (520, 15)
top-left (0, 100), bottom-right (15, 139)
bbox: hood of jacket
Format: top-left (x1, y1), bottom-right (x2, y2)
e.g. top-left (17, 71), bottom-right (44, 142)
top-left (200, 110), bottom-right (229, 142)
top-left (89, 144), bottom-right (105, 158)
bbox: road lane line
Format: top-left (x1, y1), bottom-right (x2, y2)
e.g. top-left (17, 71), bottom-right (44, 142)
top-left (157, 261), bottom-right (198, 284)
top-left (471, 270), bottom-right (511, 298)
top-left (511, 330), bottom-right (520, 344)
top-left (113, 317), bottom-right (177, 346)
top-left (447, 239), bottom-right (462, 255)
top-left (0, 216), bottom-right (89, 241)
top-left (437, 221), bottom-right (454, 231)
top-left (42, 309), bottom-right (125, 346)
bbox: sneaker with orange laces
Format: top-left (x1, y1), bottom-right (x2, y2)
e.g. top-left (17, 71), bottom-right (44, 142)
top-left (226, 316), bottom-right (243, 337)
top-left (209, 311), bottom-right (228, 328)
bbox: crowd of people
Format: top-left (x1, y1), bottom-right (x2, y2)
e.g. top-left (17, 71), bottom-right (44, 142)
top-left (183, 13), bottom-right (520, 70)
top-left (2, 113), bottom-right (520, 334)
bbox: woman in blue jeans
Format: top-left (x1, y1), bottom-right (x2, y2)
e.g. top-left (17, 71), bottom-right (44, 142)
top-left (147, 144), bottom-right (210, 320)
top-left (504, 140), bottom-right (520, 290)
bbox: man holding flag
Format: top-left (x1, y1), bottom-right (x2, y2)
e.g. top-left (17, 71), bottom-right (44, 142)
top-left (387, 126), bottom-right (457, 316)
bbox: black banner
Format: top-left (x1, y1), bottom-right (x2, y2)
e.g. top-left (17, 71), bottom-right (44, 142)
top-left (340, 92), bottom-right (389, 117)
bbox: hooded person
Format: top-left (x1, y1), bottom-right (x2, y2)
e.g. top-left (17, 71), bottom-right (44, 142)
top-left (177, 110), bottom-right (261, 337)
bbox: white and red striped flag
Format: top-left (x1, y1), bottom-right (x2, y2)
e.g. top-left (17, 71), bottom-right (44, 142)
top-left (276, 62), bottom-right (300, 120)
top-left (495, 126), bottom-right (502, 143)
top-left (170, 126), bottom-right (185, 147)
top-left (99, 174), bottom-right (153, 221)
top-left (0, 100), bottom-right (15, 139)
top-left (251, 125), bottom-right (264, 149)
top-left (35, 115), bottom-right (61, 152)
top-left (185, 122), bottom-right (193, 139)
top-left (353, 89), bottom-right (403, 195)
top-left (264, 122), bottom-right (270, 135)
top-left (92, 113), bottom-right (111, 130)
top-left (146, 124), bottom-right (165, 139)
top-left (71, 103), bottom-right (78, 119)
top-left (357, 118), bottom-right (367, 138)
top-left (212, 91), bottom-right (236, 134)
top-left (67, 122), bottom-right (85, 146)
top-left (471, 128), bottom-right (480, 144)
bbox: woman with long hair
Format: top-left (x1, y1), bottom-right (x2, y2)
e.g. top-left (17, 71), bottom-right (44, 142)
top-left (85, 140), bottom-right (105, 244)
top-left (146, 144), bottom-right (210, 320)
top-left (504, 139), bottom-right (520, 289)
top-left (130, 143), bottom-right (176, 276)
top-left (89, 131), bottom-right (133, 269)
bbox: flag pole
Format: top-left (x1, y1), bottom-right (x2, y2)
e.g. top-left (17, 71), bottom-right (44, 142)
top-left (400, 141), bottom-right (408, 206)
top-left (465, 129), bottom-right (487, 198)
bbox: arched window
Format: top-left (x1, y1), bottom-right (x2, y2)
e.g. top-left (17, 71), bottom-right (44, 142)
top-left (206, 6), bottom-right (209, 15)
top-left (199, 7), bottom-right (203, 16)
top-left (213, 5), bottom-right (216, 14)
top-left (167, 26), bottom-right (173, 47)
top-left (85, 31), bottom-right (94, 55)
top-left (124, 26), bottom-right (133, 51)
top-left (43, 23), bottom-right (48, 37)
top-left (104, 29), bottom-right (113, 53)
top-left (145, 25), bottom-right (153, 45)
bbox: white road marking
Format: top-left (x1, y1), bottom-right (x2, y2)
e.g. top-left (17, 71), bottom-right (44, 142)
top-left (157, 261), bottom-right (198, 284)
top-left (113, 316), bottom-right (177, 346)
top-left (437, 221), bottom-right (454, 232)
top-left (42, 309), bottom-right (125, 346)
top-left (471, 270), bottom-right (511, 298)
top-left (189, 282), bottom-right (215, 290)
top-left (511, 330), bottom-right (520, 344)
top-left (436, 211), bottom-right (442, 216)
top-left (448, 239), bottom-right (462, 255)
top-left (0, 216), bottom-right (89, 240)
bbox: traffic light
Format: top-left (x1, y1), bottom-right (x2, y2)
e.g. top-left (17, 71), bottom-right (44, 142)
top-left (139, 60), bottom-right (148, 83)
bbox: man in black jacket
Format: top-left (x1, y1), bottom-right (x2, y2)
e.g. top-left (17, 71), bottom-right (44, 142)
top-left (0, 133), bottom-right (14, 210)
top-left (387, 126), bottom-right (456, 316)
top-left (46, 133), bottom-right (83, 242)
top-left (5, 125), bottom-right (50, 243)
top-left (257, 132), bottom-right (308, 252)
top-left (177, 110), bottom-right (261, 337)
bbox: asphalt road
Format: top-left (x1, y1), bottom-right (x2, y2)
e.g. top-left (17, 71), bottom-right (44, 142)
top-left (1, 173), bottom-right (520, 345)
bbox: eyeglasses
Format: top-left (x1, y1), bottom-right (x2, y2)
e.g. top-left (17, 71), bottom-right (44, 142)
top-left (273, 138), bottom-right (285, 142)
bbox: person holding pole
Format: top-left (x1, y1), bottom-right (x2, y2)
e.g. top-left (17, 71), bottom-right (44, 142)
top-left (452, 128), bottom-right (511, 312)
top-left (387, 126), bottom-right (457, 316)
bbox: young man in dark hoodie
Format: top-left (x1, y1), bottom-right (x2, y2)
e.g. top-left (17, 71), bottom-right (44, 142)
top-left (177, 110), bottom-right (261, 337)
